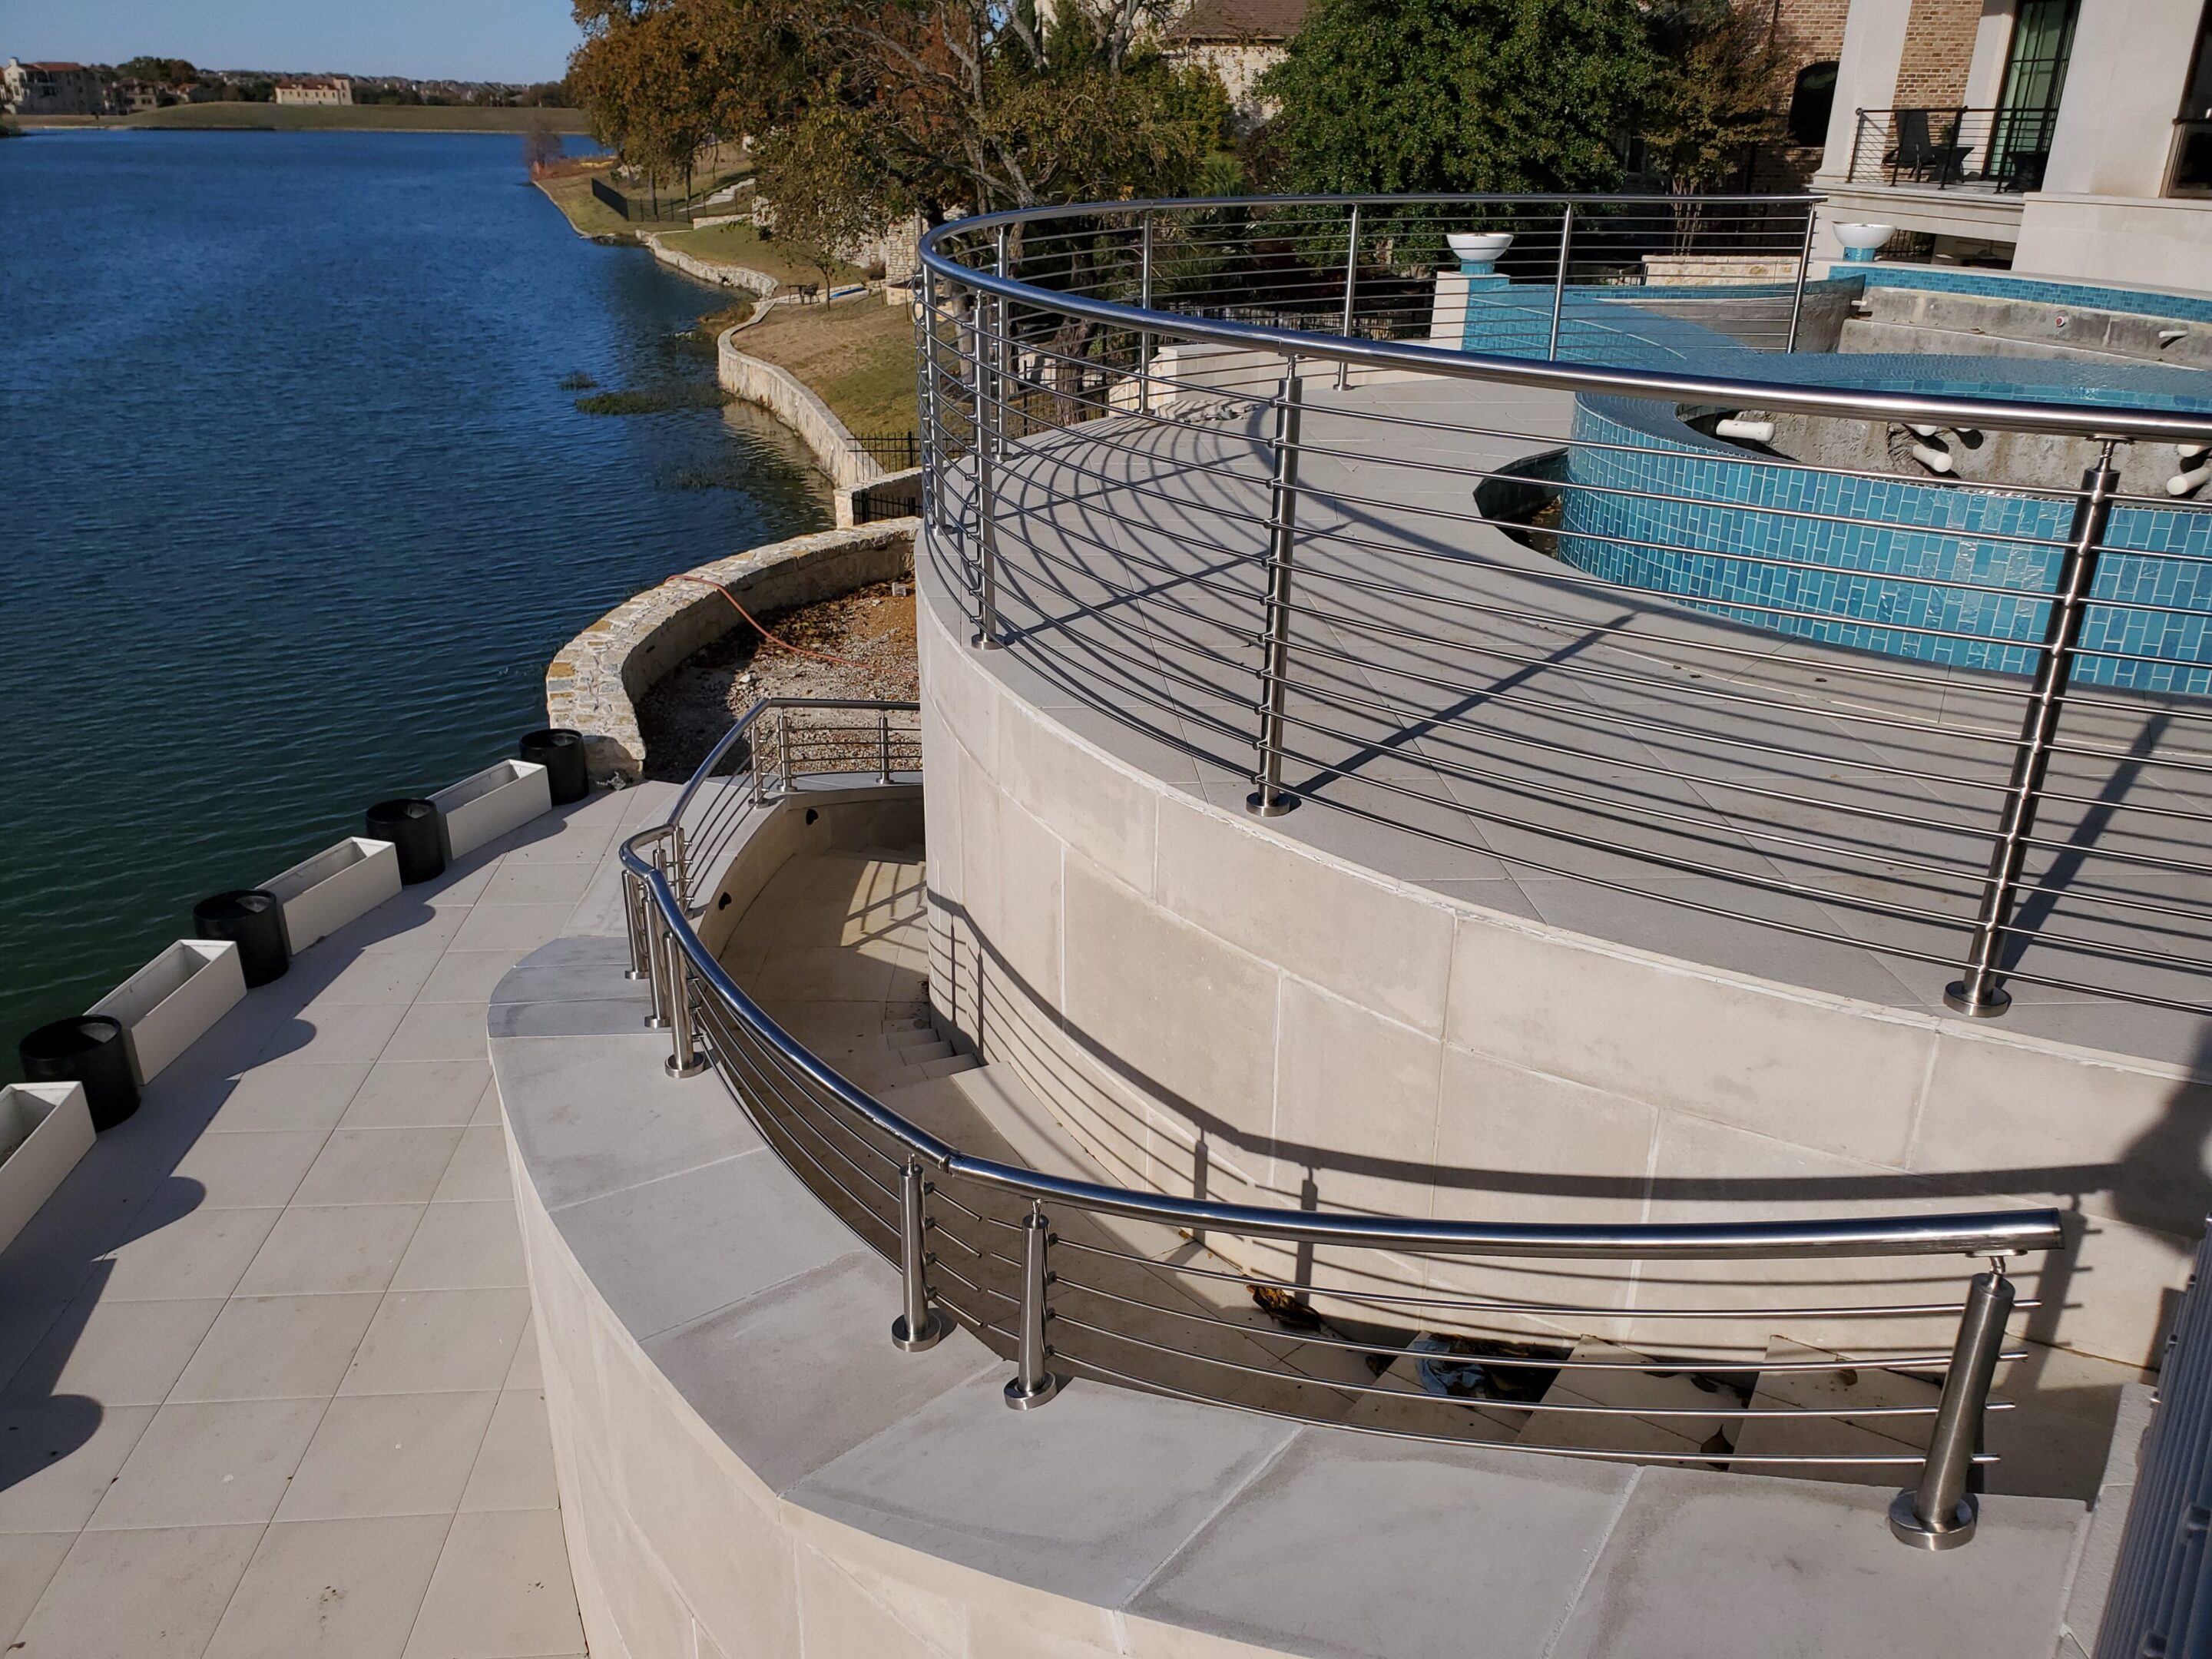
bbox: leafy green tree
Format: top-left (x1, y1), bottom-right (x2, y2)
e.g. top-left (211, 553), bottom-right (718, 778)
top-left (1258, 0), bottom-right (1651, 263)
top-left (117, 55), bottom-right (197, 84)
top-left (1638, 0), bottom-right (1787, 196)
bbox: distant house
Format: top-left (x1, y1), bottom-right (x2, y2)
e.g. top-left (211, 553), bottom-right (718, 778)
top-left (2, 59), bottom-right (109, 118)
top-left (108, 80), bottom-right (163, 114)
top-left (273, 76), bottom-right (353, 107)
top-left (1162, 0), bottom-right (1310, 127)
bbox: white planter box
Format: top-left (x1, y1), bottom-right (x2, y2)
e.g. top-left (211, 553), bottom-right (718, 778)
top-left (433, 759), bottom-right (552, 862)
top-left (89, 939), bottom-right (247, 1084)
top-left (263, 836), bottom-right (402, 952)
top-left (0, 1084), bottom-right (95, 1253)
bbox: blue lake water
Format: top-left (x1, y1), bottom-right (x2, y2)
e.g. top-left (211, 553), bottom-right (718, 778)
top-left (0, 131), bottom-right (829, 1075)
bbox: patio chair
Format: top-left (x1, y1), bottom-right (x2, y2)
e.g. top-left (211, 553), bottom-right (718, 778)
top-left (1885, 109), bottom-right (1971, 185)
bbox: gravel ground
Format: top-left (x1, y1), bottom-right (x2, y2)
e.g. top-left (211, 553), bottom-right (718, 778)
top-left (637, 578), bottom-right (919, 781)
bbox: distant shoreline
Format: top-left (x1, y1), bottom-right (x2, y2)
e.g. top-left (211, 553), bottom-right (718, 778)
top-left (14, 105), bottom-right (589, 135)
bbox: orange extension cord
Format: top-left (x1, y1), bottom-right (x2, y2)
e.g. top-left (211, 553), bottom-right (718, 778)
top-left (661, 572), bottom-right (863, 668)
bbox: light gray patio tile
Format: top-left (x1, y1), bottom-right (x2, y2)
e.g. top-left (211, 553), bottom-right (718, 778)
top-left (345, 903), bottom-right (469, 955)
top-left (644, 1253), bottom-right (997, 1494)
top-left (1131, 1429), bottom-right (1633, 1657)
top-left (490, 1033), bottom-right (761, 1210)
top-left (169, 1293), bottom-right (381, 1402)
top-left (1547, 1468), bottom-right (2083, 1659)
top-left (170, 1129), bottom-right (329, 1209)
top-left (402, 1508), bottom-right (585, 1659)
top-left (299, 948), bottom-right (443, 1008)
top-left (431, 1126), bottom-right (515, 1204)
top-left (0, 1531), bottom-right (74, 1646)
top-left (554, 1152), bottom-right (865, 1340)
top-left (8, 1523), bottom-right (261, 1658)
top-left (235, 1205), bottom-right (425, 1297)
top-left (340, 1059), bottom-right (493, 1128)
top-left (502, 1313), bottom-right (542, 1392)
top-left (276, 1389), bottom-right (501, 1522)
top-left (420, 950), bottom-right (530, 1005)
top-left (96, 1206), bottom-right (280, 1302)
top-left (479, 860), bottom-right (601, 906)
top-left (793, 1370), bottom-right (1298, 1608)
top-left (88, 1398), bottom-right (327, 1528)
top-left (340, 1288), bottom-right (531, 1397)
top-left (382, 1000), bottom-right (494, 1064)
top-left (253, 1001), bottom-right (409, 1066)
top-left (201, 1513), bottom-right (451, 1659)
top-left (0, 1403), bottom-right (156, 1534)
top-left (294, 1128), bottom-right (466, 1207)
top-left (202, 1063), bottom-right (371, 1133)
top-left (449, 903), bottom-right (575, 955)
top-left (389, 1200), bottom-right (525, 1292)
top-left (2, 1294), bottom-right (224, 1407)
top-left (458, 1389), bottom-right (560, 1513)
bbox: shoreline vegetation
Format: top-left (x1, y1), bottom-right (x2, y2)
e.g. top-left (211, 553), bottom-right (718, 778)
top-left (15, 104), bottom-right (591, 134)
top-left (535, 164), bottom-right (919, 442)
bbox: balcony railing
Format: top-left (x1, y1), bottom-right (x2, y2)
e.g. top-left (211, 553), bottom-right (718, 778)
top-left (1845, 106), bottom-right (2061, 192)
top-left (621, 703), bottom-right (2065, 1550)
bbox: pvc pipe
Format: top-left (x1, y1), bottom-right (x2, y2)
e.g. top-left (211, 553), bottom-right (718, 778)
top-left (1715, 417), bottom-right (1774, 443)
top-left (1910, 442), bottom-right (1955, 474)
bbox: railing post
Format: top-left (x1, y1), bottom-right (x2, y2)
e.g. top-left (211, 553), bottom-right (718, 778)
top-left (1891, 1267), bottom-right (2015, 1549)
top-left (974, 274), bottom-right (1005, 650)
top-left (1003, 1202), bottom-right (1061, 1408)
top-left (662, 919), bottom-right (709, 1078)
top-left (1139, 208), bottom-right (1155, 410)
top-left (1852, 108), bottom-right (1869, 182)
top-left (1946, 445), bottom-right (2121, 1016)
top-left (890, 1158), bottom-right (945, 1351)
top-left (919, 262), bottom-right (940, 539)
top-left (776, 706), bottom-right (794, 798)
top-left (643, 853), bottom-right (674, 1030)
top-left (1548, 202), bottom-right (1575, 361)
top-left (1786, 207), bottom-right (1817, 352)
top-left (1247, 363), bottom-right (1305, 819)
top-left (671, 823), bottom-right (690, 912)
top-left (1335, 201), bottom-right (1362, 389)
top-left (877, 709), bottom-right (892, 784)
top-left (622, 869), bottom-right (651, 982)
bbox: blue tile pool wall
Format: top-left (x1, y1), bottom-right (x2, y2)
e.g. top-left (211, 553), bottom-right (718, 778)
top-left (1557, 396), bottom-right (2212, 694)
top-left (1856, 265), bottom-right (2212, 329)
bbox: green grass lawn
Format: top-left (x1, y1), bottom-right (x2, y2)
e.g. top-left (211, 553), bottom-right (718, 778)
top-left (738, 295), bottom-right (919, 436)
top-left (68, 104), bottom-right (592, 133)
top-left (657, 221), bottom-right (866, 289)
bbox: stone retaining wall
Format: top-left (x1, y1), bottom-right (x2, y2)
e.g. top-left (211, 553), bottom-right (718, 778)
top-left (640, 231), bottom-right (780, 297)
top-left (544, 523), bottom-right (917, 784)
top-left (717, 326), bottom-right (885, 503)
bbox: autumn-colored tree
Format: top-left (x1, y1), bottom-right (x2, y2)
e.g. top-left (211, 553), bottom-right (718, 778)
top-left (754, 104), bottom-right (888, 293)
top-left (1639, 0), bottom-right (1790, 193)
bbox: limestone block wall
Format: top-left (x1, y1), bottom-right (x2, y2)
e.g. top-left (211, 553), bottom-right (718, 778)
top-left (544, 524), bottom-right (914, 784)
top-left (717, 326), bottom-right (886, 500)
top-left (915, 548), bottom-right (2204, 1370)
top-left (640, 233), bottom-right (780, 297)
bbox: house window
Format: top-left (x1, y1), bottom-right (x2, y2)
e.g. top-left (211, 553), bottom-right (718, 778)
top-left (1787, 62), bottom-right (1838, 147)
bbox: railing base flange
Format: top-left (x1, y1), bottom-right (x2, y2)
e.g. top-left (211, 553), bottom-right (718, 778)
top-left (1005, 1373), bottom-right (1064, 1410)
top-left (665, 1055), bottom-right (710, 1078)
top-left (1942, 982), bottom-right (2012, 1018)
top-left (1888, 1489), bottom-right (1978, 1550)
top-left (1246, 791), bottom-right (1300, 819)
top-left (892, 1313), bottom-right (945, 1353)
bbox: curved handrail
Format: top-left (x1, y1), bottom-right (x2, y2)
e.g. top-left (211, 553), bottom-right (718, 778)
top-left (918, 194), bottom-right (2212, 443)
top-left (618, 713), bottom-right (2065, 1263)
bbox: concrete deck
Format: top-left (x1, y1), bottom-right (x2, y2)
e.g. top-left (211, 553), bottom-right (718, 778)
top-left (954, 375), bottom-right (2212, 1068)
top-left (495, 805), bottom-right (2107, 1659)
top-left (0, 784), bottom-right (671, 1656)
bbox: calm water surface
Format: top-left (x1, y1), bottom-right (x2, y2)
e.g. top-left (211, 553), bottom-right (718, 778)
top-left (0, 131), bottom-right (829, 1073)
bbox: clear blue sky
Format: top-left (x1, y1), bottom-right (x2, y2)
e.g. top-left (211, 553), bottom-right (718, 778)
top-left (0, 0), bottom-right (584, 84)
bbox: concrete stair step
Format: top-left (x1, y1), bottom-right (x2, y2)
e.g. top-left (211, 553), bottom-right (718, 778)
top-left (919, 1054), bottom-right (979, 1078)
top-left (896, 1039), bottom-right (955, 1064)
top-left (1514, 1339), bottom-right (1747, 1460)
top-left (1727, 1336), bottom-right (1936, 1486)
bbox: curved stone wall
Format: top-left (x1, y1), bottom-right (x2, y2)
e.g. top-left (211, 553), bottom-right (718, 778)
top-left (544, 522), bottom-right (914, 784)
top-left (915, 531), bottom-right (2203, 1369)
top-left (717, 326), bottom-right (885, 499)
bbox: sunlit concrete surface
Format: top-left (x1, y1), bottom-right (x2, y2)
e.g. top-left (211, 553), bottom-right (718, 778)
top-left (0, 784), bottom-right (672, 1656)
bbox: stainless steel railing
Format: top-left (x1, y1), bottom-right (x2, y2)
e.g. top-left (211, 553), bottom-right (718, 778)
top-left (915, 194), bottom-right (2212, 1026)
top-left (619, 696), bottom-right (2068, 1546)
top-left (1846, 106), bottom-right (2061, 193)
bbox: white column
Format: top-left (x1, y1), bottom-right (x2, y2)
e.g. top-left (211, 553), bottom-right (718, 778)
top-left (2038, 0), bottom-right (2198, 197)
top-left (1814, 0), bottom-right (1918, 186)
